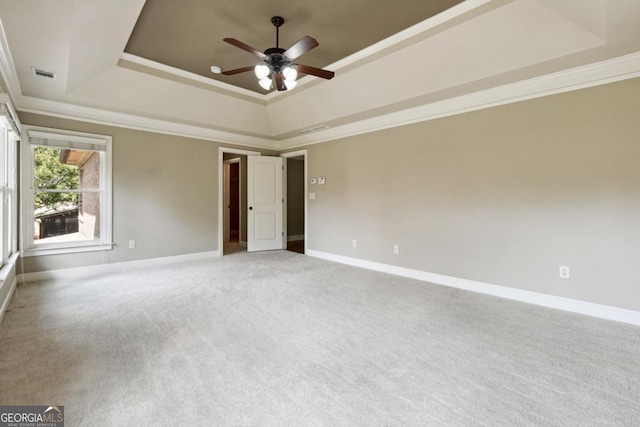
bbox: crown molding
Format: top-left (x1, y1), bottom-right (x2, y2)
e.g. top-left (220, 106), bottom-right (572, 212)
top-left (14, 51), bottom-right (640, 152)
top-left (119, 53), bottom-right (267, 104)
top-left (0, 17), bottom-right (22, 103)
top-left (120, 52), bottom-right (312, 104)
top-left (0, 93), bottom-right (22, 134)
top-left (16, 96), bottom-right (276, 150)
top-left (278, 50), bottom-right (640, 149)
top-left (324, 0), bottom-right (493, 74)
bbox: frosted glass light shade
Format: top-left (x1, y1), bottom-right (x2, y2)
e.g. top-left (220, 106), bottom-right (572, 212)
top-left (283, 67), bottom-right (297, 82)
top-left (284, 79), bottom-right (297, 90)
top-left (254, 65), bottom-right (270, 80)
top-left (258, 77), bottom-right (272, 90)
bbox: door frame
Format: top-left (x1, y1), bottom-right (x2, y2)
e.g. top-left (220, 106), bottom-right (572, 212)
top-left (218, 147), bottom-right (260, 256)
top-left (281, 149), bottom-right (308, 254)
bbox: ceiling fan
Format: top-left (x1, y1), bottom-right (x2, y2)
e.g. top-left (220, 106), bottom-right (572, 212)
top-left (221, 16), bottom-right (335, 92)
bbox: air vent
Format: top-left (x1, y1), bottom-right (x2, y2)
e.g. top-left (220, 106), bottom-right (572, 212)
top-left (31, 67), bottom-right (57, 80)
top-left (298, 124), bottom-right (329, 135)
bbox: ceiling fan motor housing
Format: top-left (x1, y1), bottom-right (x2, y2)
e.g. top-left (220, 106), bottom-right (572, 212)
top-left (264, 48), bottom-right (291, 73)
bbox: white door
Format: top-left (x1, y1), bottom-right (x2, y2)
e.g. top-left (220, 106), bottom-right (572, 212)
top-left (247, 155), bottom-right (283, 252)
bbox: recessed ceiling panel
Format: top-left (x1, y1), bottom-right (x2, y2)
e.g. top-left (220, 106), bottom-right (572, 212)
top-left (124, 0), bottom-right (464, 93)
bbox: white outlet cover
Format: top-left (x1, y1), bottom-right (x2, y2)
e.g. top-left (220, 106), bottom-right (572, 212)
top-left (310, 178), bottom-right (317, 184)
top-left (309, 192), bottom-right (316, 200)
top-left (318, 177), bottom-right (326, 184)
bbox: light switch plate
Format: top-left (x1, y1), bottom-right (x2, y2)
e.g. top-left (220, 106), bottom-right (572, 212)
top-left (310, 178), bottom-right (317, 184)
top-left (318, 176), bottom-right (326, 184)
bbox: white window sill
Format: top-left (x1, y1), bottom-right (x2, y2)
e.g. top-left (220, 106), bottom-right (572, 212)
top-left (21, 243), bottom-right (113, 257)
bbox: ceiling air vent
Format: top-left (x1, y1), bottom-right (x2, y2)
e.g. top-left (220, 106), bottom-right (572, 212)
top-left (31, 67), bottom-right (57, 81)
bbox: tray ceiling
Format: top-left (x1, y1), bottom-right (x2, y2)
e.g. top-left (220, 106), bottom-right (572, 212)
top-left (124, 0), bottom-right (464, 93)
top-left (1, 0), bottom-right (640, 149)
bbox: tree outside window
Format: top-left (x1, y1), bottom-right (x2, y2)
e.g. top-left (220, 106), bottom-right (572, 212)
top-left (33, 146), bottom-right (101, 243)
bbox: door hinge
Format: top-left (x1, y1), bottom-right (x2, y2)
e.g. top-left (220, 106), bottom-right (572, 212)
top-left (282, 198), bottom-right (284, 203)
top-left (282, 232), bottom-right (284, 236)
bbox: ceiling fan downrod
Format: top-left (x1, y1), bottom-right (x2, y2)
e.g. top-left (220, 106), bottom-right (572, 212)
top-left (264, 16), bottom-right (288, 72)
top-left (271, 16), bottom-right (284, 49)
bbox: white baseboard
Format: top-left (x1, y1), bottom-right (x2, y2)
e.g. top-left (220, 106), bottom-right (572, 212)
top-left (18, 250), bottom-right (220, 284)
top-left (306, 249), bottom-right (640, 327)
top-left (287, 235), bottom-right (305, 242)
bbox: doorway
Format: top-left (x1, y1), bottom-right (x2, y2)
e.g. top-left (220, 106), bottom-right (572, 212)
top-left (282, 150), bottom-right (307, 255)
top-left (219, 147), bottom-right (260, 256)
top-left (223, 158), bottom-right (240, 244)
top-left (219, 148), bottom-right (307, 256)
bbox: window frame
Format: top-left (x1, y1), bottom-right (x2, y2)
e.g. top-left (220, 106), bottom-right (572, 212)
top-left (21, 126), bottom-right (113, 257)
top-left (0, 108), bottom-right (19, 268)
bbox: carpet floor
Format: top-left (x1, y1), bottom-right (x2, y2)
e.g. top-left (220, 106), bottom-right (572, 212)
top-left (1, 250), bottom-right (639, 426)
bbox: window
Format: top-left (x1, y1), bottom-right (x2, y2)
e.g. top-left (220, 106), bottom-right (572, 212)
top-left (22, 127), bottom-right (112, 256)
top-left (0, 102), bottom-right (19, 269)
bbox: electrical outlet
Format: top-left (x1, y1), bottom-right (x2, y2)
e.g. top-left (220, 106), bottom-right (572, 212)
top-left (352, 239), bottom-right (357, 248)
top-left (559, 265), bottom-right (570, 279)
top-left (318, 176), bottom-right (326, 184)
top-left (393, 244), bottom-right (399, 254)
top-left (128, 240), bottom-right (136, 249)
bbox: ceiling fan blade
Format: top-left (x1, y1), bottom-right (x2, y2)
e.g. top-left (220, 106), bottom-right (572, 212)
top-left (274, 72), bottom-right (286, 91)
top-left (295, 64), bottom-right (335, 80)
top-left (221, 66), bottom-right (255, 76)
top-left (284, 36), bottom-right (319, 60)
top-left (223, 38), bottom-right (265, 59)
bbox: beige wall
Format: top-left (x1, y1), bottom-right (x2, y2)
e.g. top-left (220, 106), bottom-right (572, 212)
top-left (304, 78), bottom-right (640, 311)
top-left (17, 113), bottom-right (273, 273)
top-left (14, 78), bottom-right (640, 312)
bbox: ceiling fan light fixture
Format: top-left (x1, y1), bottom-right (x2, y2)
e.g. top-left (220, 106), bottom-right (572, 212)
top-left (222, 16), bottom-right (334, 93)
top-left (258, 77), bottom-right (272, 90)
top-left (254, 64), bottom-right (270, 80)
